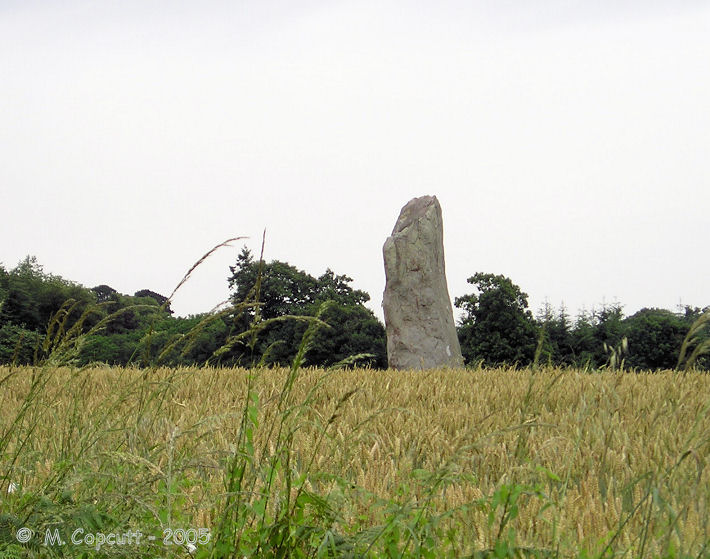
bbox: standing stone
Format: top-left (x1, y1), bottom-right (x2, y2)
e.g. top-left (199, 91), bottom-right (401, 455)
top-left (382, 195), bottom-right (464, 370)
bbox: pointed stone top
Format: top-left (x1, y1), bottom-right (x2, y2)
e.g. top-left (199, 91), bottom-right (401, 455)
top-left (392, 195), bottom-right (440, 235)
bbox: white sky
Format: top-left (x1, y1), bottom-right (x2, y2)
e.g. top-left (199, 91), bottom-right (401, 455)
top-left (1, 1), bottom-right (709, 321)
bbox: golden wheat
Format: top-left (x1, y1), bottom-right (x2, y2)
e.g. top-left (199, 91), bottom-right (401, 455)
top-left (1, 365), bottom-right (708, 555)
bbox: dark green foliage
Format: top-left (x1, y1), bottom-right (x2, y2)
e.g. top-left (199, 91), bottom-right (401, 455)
top-left (226, 247), bottom-right (386, 368)
top-left (307, 302), bottom-right (387, 368)
top-left (77, 333), bottom-right (123, 364)
top-left (0, 263), bottom-right (8, 292)
top-left (455, 273), bottom-right (539, 367)
top-left (134, 288), bottom-right (172, 314)
top-left (90, 284), bottom-right (117, 303)
top-left (0, 257), bottom-right (98, 364)
top-left (0, 256), bottom-right (175, 366)
top-left (535, 303), bottom-right (575, 367)
top-left (453, 270), bottom-right (708, 371)
top-left (2, 252), bottom-right (708, 371)
top-left (0, 256), bottom-right (95, 333)
top-left (532, 302), bottom-right (709, 371)
top-left (173, 315), bottom-right (230, 364)
top-left (675, 306), bottom-right (710, 371)
top-left (0, 250), bottom-right (382, 369)
top-left (569, 304), bottom-right (625, 368)
top-left (623, 308), bottom-right (689, 370)
top-left (228, 248), bottom-right (318, 320)
top-left (140, 314), bottom-right (230, 366)
top-left (0, 323), bottom-right (42, 365)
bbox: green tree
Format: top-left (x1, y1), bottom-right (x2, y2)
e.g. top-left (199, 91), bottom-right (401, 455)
top-left (622, 308), bottom-right (689, 370)
top-left (569, 304), bottom-right (624, 368)
top-left (134, 289), bottom-right (173, 314)
top-left (92, 284), bottom-right (118, 303)
top-left (304, 302), bottom-right (386, 368)
top-left (78, 333), bottom-right (122, 365)
top-left (675, 306), bottom-right (710, 371)
top-left (0, 263), bottom-right (9, 306)
top-left (76, 288), bottom-right (173, 366)
top-left (0, 323), bottom-right (42, 364)
top-left (226, 247), bottom-right (385, 367)
top-left (535, 302), bottom-right (575, 367)
top-left (134, 314), bottom-right (230, 367)
top-left (454, 273), bottom-right (538, 367)
top-left (178, 316), bottom-right (230, 365)
top-left (0, 256), bottom-right (46, 330)
top-left (313, 269), bottom-right (369, 307)
top-left (0, 257), bottom-right (99, 364)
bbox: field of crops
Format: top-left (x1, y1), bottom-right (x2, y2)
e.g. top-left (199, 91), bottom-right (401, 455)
top-left (1, 365), bottom-right (709, 558)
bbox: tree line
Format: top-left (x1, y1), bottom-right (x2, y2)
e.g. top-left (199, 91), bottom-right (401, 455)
top-left (0, 252), bottom-right (707, 370)
top-left (455, 272), bottom-right (708, 370)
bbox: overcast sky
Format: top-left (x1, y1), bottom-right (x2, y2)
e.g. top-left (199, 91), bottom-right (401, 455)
top-left (2, 1), bottom-right (709, 322)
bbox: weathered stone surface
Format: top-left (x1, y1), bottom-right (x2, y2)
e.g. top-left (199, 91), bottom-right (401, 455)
top-left (382, 195), bottom-right (464, 370)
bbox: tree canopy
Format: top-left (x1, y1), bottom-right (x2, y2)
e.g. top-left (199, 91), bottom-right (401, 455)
top-left (225, 247), bottom-right (386, 368)
top-left (0, 253), bottom-right (707, 371)
top-left (455, 273), bottom-right (538, 366)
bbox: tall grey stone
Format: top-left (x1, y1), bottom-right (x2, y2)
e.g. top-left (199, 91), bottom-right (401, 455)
top-left (382, 195), bottom-right (464, 370)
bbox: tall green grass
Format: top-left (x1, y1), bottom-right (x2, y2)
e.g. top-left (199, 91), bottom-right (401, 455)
top-left (677, 310), bottom-right (710, 371)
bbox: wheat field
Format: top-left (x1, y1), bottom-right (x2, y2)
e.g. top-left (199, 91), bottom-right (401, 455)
top-left (1, 365), bottom-right (708, 557)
